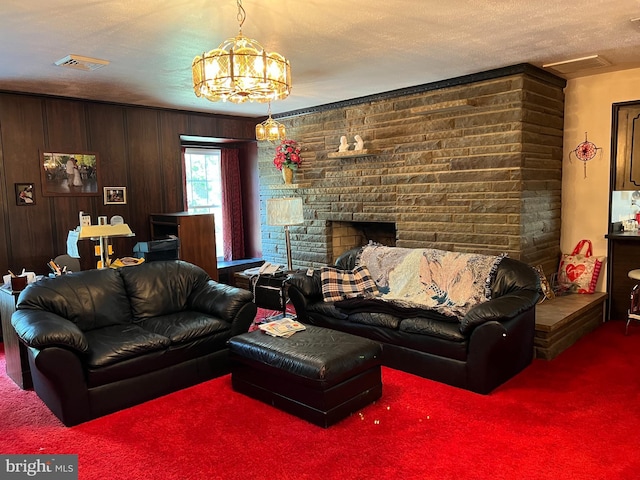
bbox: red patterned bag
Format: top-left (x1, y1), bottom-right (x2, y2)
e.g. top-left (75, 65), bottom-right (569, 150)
top-left (557, 239), bottom-right (604, 294)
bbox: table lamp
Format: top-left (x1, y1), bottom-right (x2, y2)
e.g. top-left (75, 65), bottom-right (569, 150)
top-left (266, 197), bottom-right (304, 272)
top-left (79, 222), bottom-right (134, 269)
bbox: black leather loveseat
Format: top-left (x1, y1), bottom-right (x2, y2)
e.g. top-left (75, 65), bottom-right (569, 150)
top-left (287, 246), bottom-right (540, 394)
top-left (11, 260), bottom-right (256, 426)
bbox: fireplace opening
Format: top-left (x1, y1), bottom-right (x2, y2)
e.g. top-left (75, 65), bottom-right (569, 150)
top-left (330, 221), bottom-right (396, 261)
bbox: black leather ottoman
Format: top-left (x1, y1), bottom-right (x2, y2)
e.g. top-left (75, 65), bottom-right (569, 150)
top-left (228, 325), bottom-right (382, 427)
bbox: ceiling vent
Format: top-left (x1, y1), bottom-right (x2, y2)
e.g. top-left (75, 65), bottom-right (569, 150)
top-left (542, 55), bottom-right (611, 74)
top-left (54, 54), bottom-right (109, 71)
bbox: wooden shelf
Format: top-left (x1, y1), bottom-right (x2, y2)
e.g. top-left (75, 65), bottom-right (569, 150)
top-left (327, 149), bottom-right (380, 158)
top-left (268, 183), bottom-right (311, 190)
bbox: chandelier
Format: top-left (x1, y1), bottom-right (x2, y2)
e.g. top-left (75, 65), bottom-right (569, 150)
top-left (192, 0), bottom-right (292, 104)
top-left (256, 103), bottom-right (286, 141)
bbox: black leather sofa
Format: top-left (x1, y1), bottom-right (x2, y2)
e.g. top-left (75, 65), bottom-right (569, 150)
top-left (287, 247), bottom-right (541, 394)
top-left (11, 260), bottom-right (257, 426)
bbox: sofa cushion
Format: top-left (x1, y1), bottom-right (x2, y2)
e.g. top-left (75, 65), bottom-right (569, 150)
top-left (307, 301), bottom-right (349, 320)
top-left (490, 257), bottom-right (541, 298)
top-left (302, 308), bottom-right (468, 362)
top-left (16, 268), bottom-right (133, 331)
top-left (84, 324), bottom-right (171, 367)
top-left (86, 334), bottom-right (232, 389)
top-left (347, 312), bottom-right (401, 329)
top-left (320, 265), bottom-right (379, 302)
top-left (119, 260), bottom-right (210, 319)
top-left (399, 317), bottom-right (465, 342)
top-left (136, 311), bottom-right (231, 344)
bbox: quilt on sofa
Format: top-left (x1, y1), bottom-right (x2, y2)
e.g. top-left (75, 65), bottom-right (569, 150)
top-left (332, 244), bottom-right (505, 318)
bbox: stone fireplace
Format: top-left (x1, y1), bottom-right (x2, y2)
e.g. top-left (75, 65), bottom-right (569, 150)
top-left (260, 64), bottom-right (565, 275)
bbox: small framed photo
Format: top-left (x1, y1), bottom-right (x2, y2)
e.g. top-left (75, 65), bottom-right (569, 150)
top-left (103, 187), bottom-right (127, 205)
top-left (15, 183), bottom-right (36, 206)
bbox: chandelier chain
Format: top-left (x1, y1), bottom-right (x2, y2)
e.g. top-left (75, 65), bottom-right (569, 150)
top-left (237, 0), bottom-right (246, 31)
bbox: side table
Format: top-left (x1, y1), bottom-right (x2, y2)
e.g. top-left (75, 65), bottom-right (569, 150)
top-left (234, 271), bottom-right (291, 314)
top-left (0, 287), bottom-right (32, 389)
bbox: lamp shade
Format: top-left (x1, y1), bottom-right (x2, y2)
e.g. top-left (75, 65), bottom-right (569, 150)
top-left (266, 197), bottom-right (304, 226)
top-left (79, 223), bottom-right (133, 239)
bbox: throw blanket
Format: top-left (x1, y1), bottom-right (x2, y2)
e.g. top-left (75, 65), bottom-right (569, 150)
top-left (355, 245), bottom-right (505, 317)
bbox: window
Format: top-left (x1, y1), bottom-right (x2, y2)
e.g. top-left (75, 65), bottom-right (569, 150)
top-left (183, 147), bottom-right (224, 259)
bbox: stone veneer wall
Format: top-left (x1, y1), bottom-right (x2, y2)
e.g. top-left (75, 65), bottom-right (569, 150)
top-left (259, 64), bottom-right (566, 275)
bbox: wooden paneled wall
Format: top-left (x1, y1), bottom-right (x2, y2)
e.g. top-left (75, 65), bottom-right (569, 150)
top-left (0, 92), bottom-right (259, 275)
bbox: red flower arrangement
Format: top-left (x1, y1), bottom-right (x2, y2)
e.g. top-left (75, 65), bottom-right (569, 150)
top-left (273, 139), bottom-right (301, 171)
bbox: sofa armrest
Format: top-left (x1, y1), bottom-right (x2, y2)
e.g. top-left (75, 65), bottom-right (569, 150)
top-left (189, 280), bottom-right (256, 334)
top-left (11, 309), bottom-right (89, 353)
top-left (286, 271), bottom-right (323, 322)
top-left (460, 290), bottom-right (539, 334)
top-left (287, 271), bottom-right (323, 300)
top-left (466, 307), bottom-right (536, 393)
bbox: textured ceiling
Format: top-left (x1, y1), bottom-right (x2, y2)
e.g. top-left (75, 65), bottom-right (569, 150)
top-left (1, 0), bottom-right (640, 118)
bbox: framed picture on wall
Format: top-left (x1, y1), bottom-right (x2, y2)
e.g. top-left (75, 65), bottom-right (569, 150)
top-left (103, 187), bottom-right (127, 205)
top-left (40, 151), bottom-right (100, 196)
top-left (15, 183), bottom-right (35, 206)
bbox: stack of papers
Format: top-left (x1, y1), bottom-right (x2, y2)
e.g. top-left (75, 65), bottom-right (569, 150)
top-left (258, 318), bottom-right (306, 338)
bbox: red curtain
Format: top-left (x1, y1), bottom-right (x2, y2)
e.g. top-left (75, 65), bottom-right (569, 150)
top-left (181, 147), bottom-right (188, 211)
top-left (221, 148), bottom-right (245, 261)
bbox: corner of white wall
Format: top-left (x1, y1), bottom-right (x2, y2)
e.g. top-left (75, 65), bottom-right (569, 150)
top-left (562, 67), bottom-right (640, 291)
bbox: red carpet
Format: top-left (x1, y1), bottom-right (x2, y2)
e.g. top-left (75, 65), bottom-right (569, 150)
top-left (1, 320), bottom-right (640, 479)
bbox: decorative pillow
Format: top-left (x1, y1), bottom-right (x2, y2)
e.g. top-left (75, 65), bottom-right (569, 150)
top-left (320, 265), bottom-right (379, 303)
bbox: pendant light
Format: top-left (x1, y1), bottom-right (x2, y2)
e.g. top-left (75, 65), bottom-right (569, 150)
top-left (256, 102), bottom-right (286, 141)
top-left (192, 0), bottom-right (292, 104)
